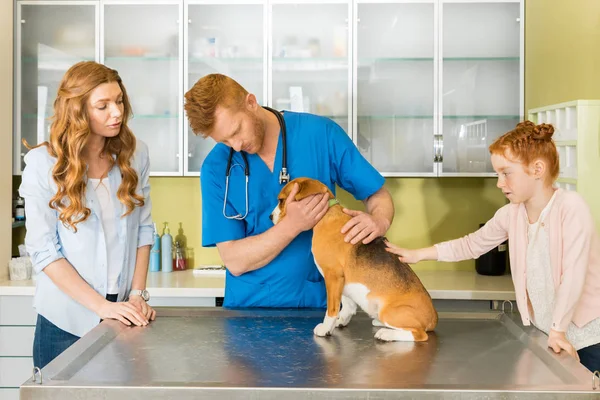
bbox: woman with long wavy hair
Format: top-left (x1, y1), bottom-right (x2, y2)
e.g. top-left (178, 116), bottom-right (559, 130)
top-left (19, 61), bottom-right (157, 369)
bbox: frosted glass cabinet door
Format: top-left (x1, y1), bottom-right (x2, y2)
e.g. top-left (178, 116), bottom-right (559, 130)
top-left (103, 3), bottom-right (182, 175)
top-left (186, 3), bottom-right (264, 175)
top-left (271, 1), bottom-right (350, 134)
top-left (441, 1), bottom-right (521, 175)
top-left (356, 1), bottom-right (436, 175)
top-left (16, 3), bottom-right (96, 173)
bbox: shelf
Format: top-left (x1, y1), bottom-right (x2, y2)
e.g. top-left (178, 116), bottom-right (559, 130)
top-left (105, 56), bottom-right (178, 61)
top-left (357, 115), bottom-right (519, 120)
top-left (358, 57), bottom-right (518, 63)
top-left (189, 57), bottom-right (262, 63)
top-left (443, 57), bottom-right (519, 61)
top-left (443, 115), bottom-right (519, 120)
top-left (132, 114), bottom-right (178, 119)
top-left (23, 113), bottom-right (178, 120)
top-left (12, 221), bottom-right (25, 229)
top-left (21, 113), bottom-right (516, 120)
top-left (273, 57), bottom-right (347, 62)
top-left (358, 115), bottom-right (433, 120)
top-left (360, 57), bottom-right (432, 63)
top-left (22, 56), bottom-right (94, 63)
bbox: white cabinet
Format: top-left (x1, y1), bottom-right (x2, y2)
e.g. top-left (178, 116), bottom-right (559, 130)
top-left (184, 1), bottom-right (266, 175)
top-left (355, 1), bottom-right (436, 175)
top-left (0, 295), bottom-right (36, 395)
top-left (103, 1), bottom-right (184, 175)
top-left (14, 0), bottom-right (523, 178)
top-left (440, 0), bottom-right (522, 176)
top-left (14, 2), bottom-right (98, 174)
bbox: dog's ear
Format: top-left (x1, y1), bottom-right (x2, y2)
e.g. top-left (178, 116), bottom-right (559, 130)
top-left (294, 179), bottom-right (330, 201)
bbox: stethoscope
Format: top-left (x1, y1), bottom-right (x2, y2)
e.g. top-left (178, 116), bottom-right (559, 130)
top-left (223, 106), bottom-right (290, 220)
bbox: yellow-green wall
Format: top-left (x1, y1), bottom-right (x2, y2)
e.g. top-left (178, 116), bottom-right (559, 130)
top-left (525, 0), bottom-right (600, 111)
top-left (149, 177), bottom-right (506, 271)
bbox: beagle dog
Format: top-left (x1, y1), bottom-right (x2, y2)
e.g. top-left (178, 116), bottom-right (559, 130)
top-left (271, 178), bottom-right (438, 342)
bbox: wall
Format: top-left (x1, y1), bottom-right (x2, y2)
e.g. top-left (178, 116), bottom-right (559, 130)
top-left (525, 0), bottom-right (600, 111)
top-left (1, 0), bottom-right (14, 279)
top-left (149, 176), bottom-right (506, 271)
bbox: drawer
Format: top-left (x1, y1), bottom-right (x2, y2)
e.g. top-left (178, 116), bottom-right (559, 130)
top-left (0, 388), bottom-right (20, 400)
top-left (0, 327), bottom-right (35, 356)
top-left (0, 357), bottom-right (33, 387)
top-left (0, 296), bottom-right (36, 325)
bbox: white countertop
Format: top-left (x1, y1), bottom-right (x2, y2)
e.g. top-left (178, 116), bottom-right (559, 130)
top-left (0, 268), bottom-right (515, 300)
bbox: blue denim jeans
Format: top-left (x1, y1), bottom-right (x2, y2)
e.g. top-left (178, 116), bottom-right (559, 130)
top-left (33, 294), bottom-right (118, 369)
top-left (578, 342), bottom-right (600, 373)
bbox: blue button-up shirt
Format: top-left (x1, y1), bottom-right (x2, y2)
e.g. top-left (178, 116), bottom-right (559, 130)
top-left (19, 140), bottom-right (153, 337)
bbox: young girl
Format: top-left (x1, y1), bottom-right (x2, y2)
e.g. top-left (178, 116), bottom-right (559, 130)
top-left (19, 61), bottom-right (157, 369)
top-left (386, 121), bottom-right (600, 373)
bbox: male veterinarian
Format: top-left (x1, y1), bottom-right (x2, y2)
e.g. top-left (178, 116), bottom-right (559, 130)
top-left (184, 73), bottom-right (394, 308)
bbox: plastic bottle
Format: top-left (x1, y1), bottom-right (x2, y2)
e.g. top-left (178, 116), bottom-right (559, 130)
top-left (149, 223), bottom-right (161, 272)
top-left (15, 197), bottom-right (25, 221)
top-left (161, 222), bottom-right (173, 273)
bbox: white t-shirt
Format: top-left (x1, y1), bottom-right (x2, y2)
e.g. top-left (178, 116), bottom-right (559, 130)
top-left (89, 178), bottom-right (122, 294)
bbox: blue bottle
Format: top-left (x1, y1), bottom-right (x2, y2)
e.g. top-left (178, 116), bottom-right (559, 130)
top-left (161, 222), bottom-right (173, 273)
top-left (149, 223), bottom-right (161, 272)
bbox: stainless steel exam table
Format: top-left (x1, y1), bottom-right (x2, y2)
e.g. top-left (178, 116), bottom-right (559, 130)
top-left (20, 307), bottom-right (600, 399)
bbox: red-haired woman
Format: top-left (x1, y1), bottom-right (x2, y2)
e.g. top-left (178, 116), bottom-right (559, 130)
top-left (20, 61), bottom-right (156, 369)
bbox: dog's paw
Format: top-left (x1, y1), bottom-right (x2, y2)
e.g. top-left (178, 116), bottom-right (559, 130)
top-left (335, 312), bottom-right (353, 328)
top-left (372, 319), bottom-right (385, 327)
top-left (314, 323), bottom-right (334, 337)
top-left (374, 328), bottom-right (415, 342)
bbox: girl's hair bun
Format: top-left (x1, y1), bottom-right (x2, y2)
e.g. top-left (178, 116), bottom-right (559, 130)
top-left (516, 120), bottom-right (554, 141)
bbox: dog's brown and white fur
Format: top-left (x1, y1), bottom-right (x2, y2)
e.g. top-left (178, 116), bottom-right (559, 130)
top-left (271, 178), bottom-right (438, 342)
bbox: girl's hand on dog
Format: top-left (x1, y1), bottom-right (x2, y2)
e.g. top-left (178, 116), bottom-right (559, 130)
top-left (384, 242), bottom-right (439, 264)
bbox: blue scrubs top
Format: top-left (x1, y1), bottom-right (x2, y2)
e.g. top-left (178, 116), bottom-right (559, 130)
top-left (200, 111), bottom-right (385, 308)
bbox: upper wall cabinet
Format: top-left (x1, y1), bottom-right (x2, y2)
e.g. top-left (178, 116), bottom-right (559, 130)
top-left (440, 0), bottom-right (522, 176)
top-left (184, 1), bottom-right (265, 175)
top-left (15, 2), bottom-right (97, 173)
top-left (13, 0), bottom-right (523, 177)
top-left (103, 1), bottom-right (183, 175)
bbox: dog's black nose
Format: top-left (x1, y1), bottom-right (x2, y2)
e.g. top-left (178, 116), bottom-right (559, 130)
top-left (269, 214), bottom-right (273, 221)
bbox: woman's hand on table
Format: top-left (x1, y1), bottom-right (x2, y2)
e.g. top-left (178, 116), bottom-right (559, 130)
top-left (97, 300), bottom-right (149, 327)
top-left (128, 295), bottom-right (157, 322)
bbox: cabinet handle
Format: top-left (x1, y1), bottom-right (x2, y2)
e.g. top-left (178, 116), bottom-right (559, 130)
top-left (188, 19), bottom-right (192, 24)
top-left (21, 19), bottom-right (26, 24)
top-left (439, 136), bottom-right (444, 163)
top-left (433, 134), bottom-right (442, 163)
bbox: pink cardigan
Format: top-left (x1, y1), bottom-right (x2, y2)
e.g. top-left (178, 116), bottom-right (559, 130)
top-left (435, 188), bottom-right (600, 332)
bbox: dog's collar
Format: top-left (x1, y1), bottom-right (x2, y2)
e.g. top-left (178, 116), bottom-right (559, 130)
top-left (328, 198), bottom-right (340, 208)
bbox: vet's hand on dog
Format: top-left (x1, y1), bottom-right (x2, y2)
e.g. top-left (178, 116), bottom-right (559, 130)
top-left (341, 209), bottom-right (389, 245)
top-left (285, 183), bottom-right (329, 234)
top-left (384, 241), bottom-right (423, 264)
